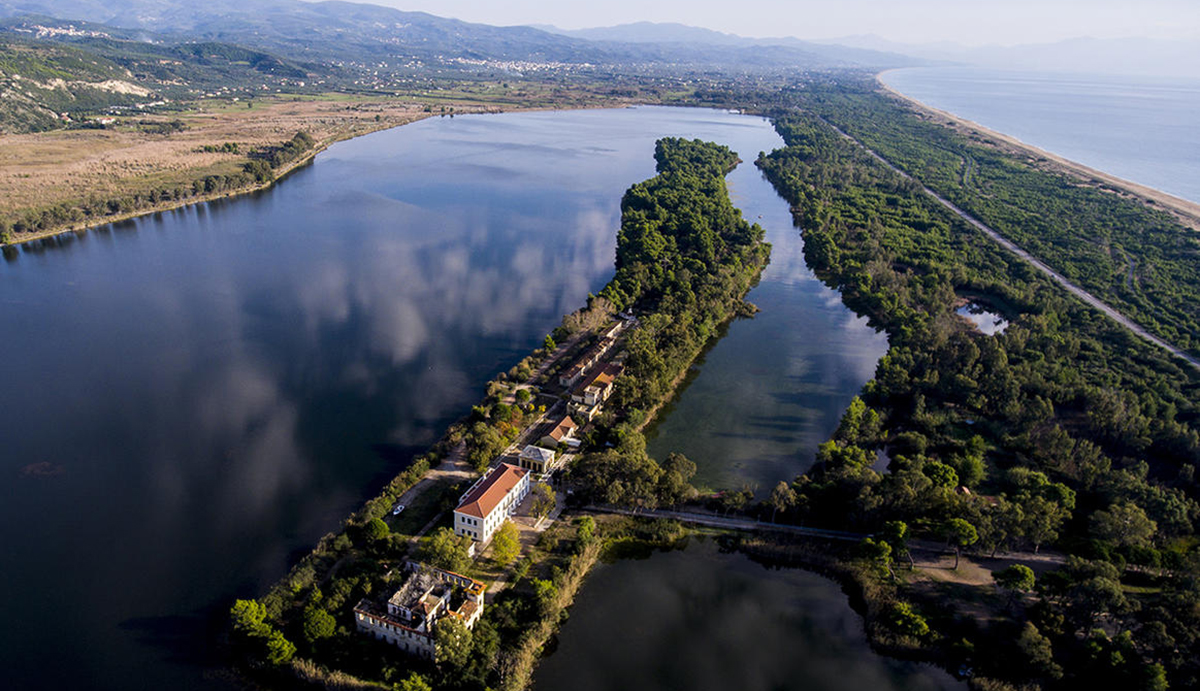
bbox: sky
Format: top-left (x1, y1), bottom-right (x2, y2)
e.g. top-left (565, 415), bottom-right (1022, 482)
top-left (352, 0), bottom-right (1200, 46)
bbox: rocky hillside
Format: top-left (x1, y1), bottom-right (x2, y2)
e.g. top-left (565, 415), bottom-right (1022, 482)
top-left (0, 38), bottom-right (152, 132)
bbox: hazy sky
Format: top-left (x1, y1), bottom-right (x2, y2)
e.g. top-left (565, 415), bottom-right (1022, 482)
top-left (357, 0), bottom-right (1200, 45)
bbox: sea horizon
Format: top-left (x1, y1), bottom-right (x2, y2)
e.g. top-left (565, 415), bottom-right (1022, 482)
top-left (880, 66), bottom-right (1200, 206)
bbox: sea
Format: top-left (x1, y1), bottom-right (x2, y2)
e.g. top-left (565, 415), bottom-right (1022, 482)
top-left (880, 66), bottom-right (1200, 205)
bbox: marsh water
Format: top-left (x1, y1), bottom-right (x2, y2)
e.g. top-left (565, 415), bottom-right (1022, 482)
top-left (1, 107), bottom-right (886, 690)
top-left (957, 303), bottom-right (1009, 335)
top-left (644, 124), bottom-right (888, 490)
top-left (532, 540), bottom-right (962, 691)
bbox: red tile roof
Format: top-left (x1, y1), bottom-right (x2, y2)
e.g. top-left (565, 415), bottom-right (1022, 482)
top-left (574, 362), bottom-right (622, 397)
top-left (547, 415), bottom-right (578, 441)
top-left (455, 463), bottom-right (528, 519)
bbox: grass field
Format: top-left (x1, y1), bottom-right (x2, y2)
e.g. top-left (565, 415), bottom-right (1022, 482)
top-left (0, 95), bottom-right (426, 224)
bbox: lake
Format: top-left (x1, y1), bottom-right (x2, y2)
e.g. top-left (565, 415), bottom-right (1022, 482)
top-left (880, 67), bottom-right (1200, 205)
top-left (0, 106), bottom-right (885, 690)
top-left (644, 126), bottom-right (888, 491)
top-left (532, 540), bottom-right (962, 691)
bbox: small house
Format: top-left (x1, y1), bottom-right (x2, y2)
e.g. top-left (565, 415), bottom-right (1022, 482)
top-left (518, 444), bottom-right (557, 473)
top-left (539, 415), bottom-right (579, 449)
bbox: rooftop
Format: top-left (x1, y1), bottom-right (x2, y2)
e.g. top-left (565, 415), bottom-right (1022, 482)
top-left (389, 568), bottom-right (440, 611)
top-left (521, 445), bottom-right (556, 464)
top-left (455, 463), bottom-right (529, 519)
top-left (569, 338), bottom-right (614, 369)
top-left (546, 415), bottom-right (578, 441)
top-left (574, 362), bottom-right (622, 396)
top-left (355, 599), bottom-right (427, 635)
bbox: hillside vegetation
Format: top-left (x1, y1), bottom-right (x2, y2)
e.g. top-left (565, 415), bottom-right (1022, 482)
top-left (0, 38), bottom-right (151, 132)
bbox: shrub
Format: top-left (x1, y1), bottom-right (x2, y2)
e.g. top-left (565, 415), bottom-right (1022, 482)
top-left (883, 601), bottom-right (929, 638)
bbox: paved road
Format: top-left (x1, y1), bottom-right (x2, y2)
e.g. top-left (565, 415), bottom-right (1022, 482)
top-left (586, 505), bottom-right (1068, 570)
top-left (819, 117), bottom-right (1200, 372)
top-left (586, 506), bottom-right (866, 542)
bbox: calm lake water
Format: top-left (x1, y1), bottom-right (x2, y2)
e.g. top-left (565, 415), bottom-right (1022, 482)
top-left (881, 67), bottom-right (1200, 204)
top-left (645, 127), bottom-right (887, 491)
top-left (532, 540), bottom-right (962, 691)
top-left (0, 107), bottom-right (885, 690)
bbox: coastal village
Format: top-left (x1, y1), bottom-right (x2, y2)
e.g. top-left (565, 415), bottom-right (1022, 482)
top-left (352, 315), bottom-right (631, 658)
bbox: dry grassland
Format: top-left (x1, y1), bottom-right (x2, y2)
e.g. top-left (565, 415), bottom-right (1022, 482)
top-left (0, 96), bottom-right (430, 221)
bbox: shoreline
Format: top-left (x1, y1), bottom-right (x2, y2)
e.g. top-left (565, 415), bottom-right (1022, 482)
top-left (875, 69), bottom-right (1200, 231)
top-left (1, 99), bottom-right (634, 251)
top-left (236, 136), bottom-right (773, 690)
top-left (0, 113), bottom-right (434, 249)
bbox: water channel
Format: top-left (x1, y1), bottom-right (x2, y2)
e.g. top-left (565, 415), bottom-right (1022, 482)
top-left (2, 107), bottom-right (888, 690)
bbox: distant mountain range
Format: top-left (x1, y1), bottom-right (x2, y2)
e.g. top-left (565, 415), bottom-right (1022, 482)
top-left (542, 22), bottom-right (1200, 80)
top-left (535, 20), bottom-right (915, 69)
top-left (814, 34), bottom-right (1200, 79)
top-left (0, 0), bottom-right (918, 71)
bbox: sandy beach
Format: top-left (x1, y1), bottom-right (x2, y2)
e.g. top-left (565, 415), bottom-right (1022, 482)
top-left (876, 70), bottom-right (1200, 231)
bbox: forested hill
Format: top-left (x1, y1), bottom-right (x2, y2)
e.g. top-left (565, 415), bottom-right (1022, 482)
top-left (0, 31), bottom-right (315, 132)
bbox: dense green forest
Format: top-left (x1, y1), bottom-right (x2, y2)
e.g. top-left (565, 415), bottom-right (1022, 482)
top-left (569, 137), bottom-right (769, 505)
top-left (796, 81), bottom-right (1200, 355)
top-left (756, 103), bottom-right (1200, 690)
top-left (602, 138), bottom-right (768, 405)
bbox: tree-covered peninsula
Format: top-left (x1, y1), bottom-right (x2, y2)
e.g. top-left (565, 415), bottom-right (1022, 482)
top-left (227, 137), bottom-right (769, 691)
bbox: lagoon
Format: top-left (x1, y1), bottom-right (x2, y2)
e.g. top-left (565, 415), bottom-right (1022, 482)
top-left (532, 540), bottom-right (962, 691)
top-left (0, 106), bottom-right (885, 690)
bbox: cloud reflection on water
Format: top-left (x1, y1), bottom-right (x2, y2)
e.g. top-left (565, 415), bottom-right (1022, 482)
top-left (0, 106), bottom-right (888, 691)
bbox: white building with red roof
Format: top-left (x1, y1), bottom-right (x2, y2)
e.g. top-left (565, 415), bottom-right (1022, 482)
top-left (453, 462), bottom-right (531, 545)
